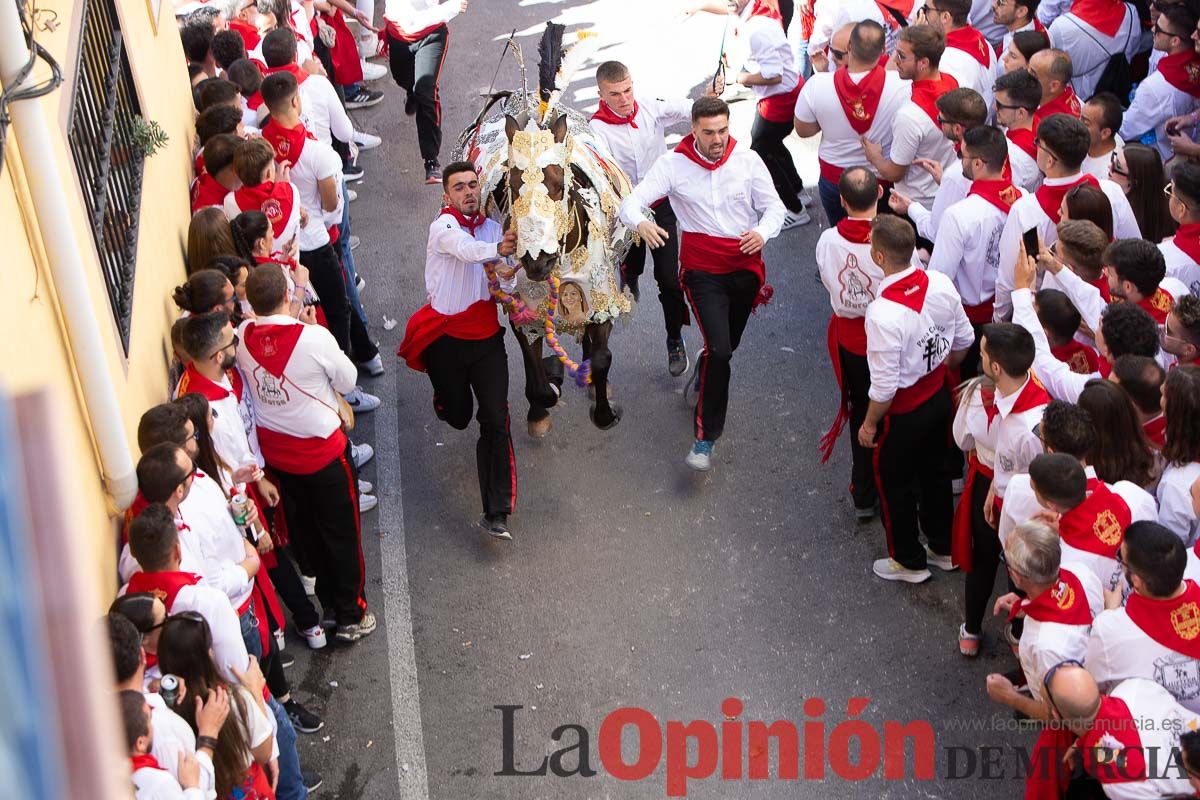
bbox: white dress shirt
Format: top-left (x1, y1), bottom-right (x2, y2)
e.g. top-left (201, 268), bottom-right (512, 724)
top-left (1019, 566), bottom-right (1103, 703)
top-left (147, 692), bottom-right (216, 800)
top-left (991, 375), bottom-right (1047, 498)
top-left (1160, 235), bottom-right (1200, 295)
top-left (865, 267), bottom-right (976, 403)
top-left (1048, 5), bottom-right (1141, 101)
top-left (926, 187), bottom-right (1029, 307)
top-left (740, 8), bottom-right (799, 100)
top-left (132, 765), bottom-right (205, 800)
top-left (173, 368), bottom-right (263, 474)
top-left (816, 224), bottom-right (921, 319)
top-left (908, 159), bottom-right (971, 242)
top-left (890, 102), bottom-right (958, 209)
top-left (425, 214), bottom-right (513, 316)
top-left (994, 174), bottom-right (1140, 320)
top-left (940, 32), bottom-right (1000, 112)
top-left (1121, 69), bottom-right (1200, 162)
top-left (298, 74), bottom-right (356, 147)
top-left (953, 380), bottom-right (999, 469)
top-left (1012, 286), bottom-right (1097, 401)
top-left (285, 134), bottom-right (343, 252)
top-left (383, 0), bottom-right (459, 34)
top-left (177, 473), bottom-right (255, 611)
top-left (1007, 137), bottom-right (1043, 192)
top-left (1088, 599), bottom-right (1200, 713)
top-left (1001, 19), bottom-right (1042, 54)
top-left (794, 69), bottom-right (911, 177)
top-left (588, 96), bottom-right (692, 185)
top-left (619, 147), bottom-right (786, 242)
top-left (1158, 461), bottom-right (1200, 545)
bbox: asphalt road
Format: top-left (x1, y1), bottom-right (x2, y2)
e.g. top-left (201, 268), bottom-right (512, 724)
top-left (286, 2), bottom-right (1033, 798)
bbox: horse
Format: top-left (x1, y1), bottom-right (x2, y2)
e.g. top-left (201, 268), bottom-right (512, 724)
top-left (455, 89), bottom-right (636, 438)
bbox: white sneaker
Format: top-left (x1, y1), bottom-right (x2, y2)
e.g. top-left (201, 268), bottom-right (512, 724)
top-left (872, 557), bottom-right (932, 584)
top-left (358, 479), bottom-right (374, 494)
top-left (924, 545), bottom-right (958, 572)
top-left (344, 386), bottom-right (381, 413)
top-left (353, 130), bottom-right (381, 149)
top-left (358, 34), bottom-right (379, 59)
top-left (357, 353), bottom-right (383, 377)
top-left (349, 235), bottom-right (361, 251)
top-left (360, 60), bottom-right (388, 82)
top-left (780, 208), bottom-right (812, 230)
top-left (797, 189), bottom-right (814, 209)
top-left (359, 493), bottom-right (378, 513)
top-left (274, 629), bottom-right (286, 652)
top-left (684, 439), bottom-right (715, 472)
top-left (352, 442), bottom-right (375, 468)
top-left (300, 574), bottom-right (316, 595)
top-left (347, 188), bottom-right (358, 202)
top-left (299, 624), bottom-right (327, 650)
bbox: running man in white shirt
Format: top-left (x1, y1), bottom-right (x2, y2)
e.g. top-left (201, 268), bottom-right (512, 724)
top-left (397, 162), bottom-right (520, 539)
top-left (619, 97), bottom-right (785, 471)
top-left (588, 60), bottom-right (707, 377)
top-left (859, 215), bottom-right (976, 583)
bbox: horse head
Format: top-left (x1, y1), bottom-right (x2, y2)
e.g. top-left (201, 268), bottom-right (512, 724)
top-left (505, 111), bottom-right (572, 282)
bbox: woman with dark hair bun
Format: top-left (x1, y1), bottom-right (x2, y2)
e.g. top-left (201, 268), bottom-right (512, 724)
top-left (1077, 379), bottom-right (1155, 489)
top-left (1158, 365), bottom-right (1200, 542)
top-left (172, 268), bottom-right (236, 317)
top-left (1109, 144), bottom-right (1176, 243)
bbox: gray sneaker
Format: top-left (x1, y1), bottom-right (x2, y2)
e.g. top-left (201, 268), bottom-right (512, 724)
top-left (336, 611), bottom-right (378, 643)
top-left (667, 338), bottom-right (689, 378)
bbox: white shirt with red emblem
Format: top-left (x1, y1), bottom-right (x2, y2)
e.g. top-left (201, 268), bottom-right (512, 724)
top-left (793, 69), bottom-right (911, 176)
top-left (1018, 566), bottom-right (1103, 703)
top-left (588, 97), bottom-right (692, 186)
top-left (864, 266), bottom-right (976, 403)
top-left (817, 223), bottom-right (888, 320)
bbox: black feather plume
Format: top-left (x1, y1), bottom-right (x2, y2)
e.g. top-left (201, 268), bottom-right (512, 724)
top-left (537, 22), bottom-right (565, 103)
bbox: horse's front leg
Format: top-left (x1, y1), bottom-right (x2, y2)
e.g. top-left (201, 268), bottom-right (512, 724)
top-left (586, 321), bottom-right (621, 430)
top-left (511, 324), bottom-right (557, 438)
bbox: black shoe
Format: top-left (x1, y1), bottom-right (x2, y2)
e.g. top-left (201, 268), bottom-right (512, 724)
top-left (667, 338), bottom-right (689, 377)
top-left (303, 770), bottom-right (323, 792)
top-left (404, 93), bottom-right (417, 116)
top-left (479, 513), bottom-right (512, 541)
top-left (682, 359), bottom-right (702, 409)
top-left (278, 651), bottom-right (295, 669)
top-left (284, 699), bottom-right (324, 734)
top-left (855, 503), bottom-right (877, 522)
top-left (343, 162), bottom-right (365, 183)
top-left (345, 88), bottom-right (384, 109)
top-left (425, 160), bottom-right (442, 185)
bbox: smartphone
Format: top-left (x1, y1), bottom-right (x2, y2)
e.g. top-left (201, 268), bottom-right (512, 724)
top-left (1022, 226), bottom-right (1040, 257)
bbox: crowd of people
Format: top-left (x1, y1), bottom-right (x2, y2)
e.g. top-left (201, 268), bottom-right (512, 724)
top-left (105, 0), bottom-right (1200, 795)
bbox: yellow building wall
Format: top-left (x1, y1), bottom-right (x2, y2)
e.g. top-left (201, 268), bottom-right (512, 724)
top-left (0, 0), bottom-right (197, 608)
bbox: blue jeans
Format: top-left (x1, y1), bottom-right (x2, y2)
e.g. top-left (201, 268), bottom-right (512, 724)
top-left (339, 179), bottom-right (369, 327)
top-left (239, 604), bottom-right (262, 660)
top-left (818, 177), bottom-right (846, 228)
top-left (268, 695), bottom-right (307, 800)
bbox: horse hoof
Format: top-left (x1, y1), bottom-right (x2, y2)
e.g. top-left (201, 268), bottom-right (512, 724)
top-left (589, 402), bottom-right (623, 431)
top-left (528, 416), bottom-right (552, 438)
top-left (586, 383), bottom-right (614, 401)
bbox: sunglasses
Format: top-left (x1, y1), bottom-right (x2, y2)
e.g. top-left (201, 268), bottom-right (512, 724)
top-left (993, 100), bottom-right (1025, 111)
top-left (208, 333), bottom-right (239, 360)
top-left (1154, 21), bottom-right (1183, 37)
top-left (937, 114), bottom-right (959, 127)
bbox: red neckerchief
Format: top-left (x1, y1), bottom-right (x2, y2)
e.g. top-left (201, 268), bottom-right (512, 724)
top-left (1007, 127), bottom-right (1038, 160)
top-left (234, 181), bottom-right (295, 240)
top-left (1034, 86), bottom-right (1083, 127)
top-left (246, 90), bottom-right (264, 111)
top-left (909, 73), bottom-right (959, 126)
top-left (1124, 579), bottom-right (1200, 658)
top-left (746, 0), bottom-right (783, 21)
top-left (1052, 340), bottom-right (1101, 374)
top-left (440, 205), bottom-right (486, 235)
top-left (986, 374), bottom-right (1050, 429)
top-left (1171, 222), bottom-right (1200, 265)
top-left (945, 25), bottom-right (993, 68)
top-left (1157, 50), bottom-right (1200, 98)
top-left (125, 570), bottom-right (201, 612)
top-left (836, 217), bottom-right (872, 244)
top-left (1059, 479), bottom-right (1131, 557)
top-left (1144, 414), bottom-right (1167, 449)
top-left (130, 753), bottom-right (165, 773)
top-left (262, 62), bottom-right (309, 85)
top-left (228, 18), bottom-right (261, 50)
top-left (261, 118), bottom-right (315, 168)
top-left (968, 178), bottom-right (1020, 215)
top-left (190, 172), bottom-right (229, 212)
top-left (176, 362), bottom-right (233, 403)
top-left (1035, 173), bottom-right (1098, 222)
top-left (674, 133), bottom-right (738, 170)
top-left (591, 100), bottom-right (639, 128)
top-left (833, 65), bottom-right (887, 134)
top-left (874, 0), bottom-right (915, 29)
top-left (1069, 0), bottom-right (1128, 37)
top-left (1137, 286), bottom-right (1175, 324)
top-left (242, 320), bottom-right (304, 379)
top-left (1079, 696), bottom-right (1148, 783)
top-left (880, 268), bottom-right (929, 312)
top-left (1010, 568), bottom-right (1094, 625)
top-left (1090, 274), bottom-right (1112, 304)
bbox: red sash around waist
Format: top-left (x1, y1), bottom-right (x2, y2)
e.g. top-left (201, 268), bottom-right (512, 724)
top-left (889, 363), bottom-right (947, 415)
top-left (397, 299), bottom-right (501, 373)
top-left (679, 231), bottom-right (766, 284)
top-left (757, 82), bottom-right (803, 123)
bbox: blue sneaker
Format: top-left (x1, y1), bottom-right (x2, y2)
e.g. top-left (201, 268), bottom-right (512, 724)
top-left (685, 439), bottom-right (714, 471)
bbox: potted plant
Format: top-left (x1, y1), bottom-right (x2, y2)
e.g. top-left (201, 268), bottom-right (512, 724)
top-left (128, 115), bottom-right (169, 158)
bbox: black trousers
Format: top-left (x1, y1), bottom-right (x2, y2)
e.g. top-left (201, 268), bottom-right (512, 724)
top-left (962, 472), bottom-right (1000, 635)
top-left (388, 25), bottom-right (447, 163)
top-left (838, 347), bottom-right (879, 510)
top-left (778, 0), bottom-right (794, 29)
top-left (622, 199), bottom-right (687, 339)
top-left (300, 242), bottom-right (377, 362)
top-left (267, 549), bottom-right (320, 631)
top-left (872, 388), bottom-right (954, 570)
top-left (272, 441), bottom-right (366, 626)
top-left (682, 268), bottom-right (760, 442)
top-left (424, 331), bottom-right (516, 516)
top-left (750, 113), bottom-right (805, 213)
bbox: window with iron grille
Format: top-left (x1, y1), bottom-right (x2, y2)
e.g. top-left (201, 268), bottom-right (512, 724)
top-left (67, 0), bottom-right (144, 354)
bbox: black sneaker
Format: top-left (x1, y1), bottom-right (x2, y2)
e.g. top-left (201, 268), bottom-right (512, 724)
top-left (343, 162), bottom-right (365, 183)
top-left (479, 513), bottom-right (512, 541)
top-left (667, 338), bottom-right (688, 377)
top-left (303, 770), bottom-right (323, 792)
top-left (284, 699), bottom-right (324, 734)
top-left (345, 88), bottom-right (383, 109)
top-left (682, 359), bottom-right (702, 408)
top-left (404, 93), bottom-right (418, 116)
top-left (425, 160), bottom-right (442, 185)
top-left (278, 650), bottom-right (295, 669)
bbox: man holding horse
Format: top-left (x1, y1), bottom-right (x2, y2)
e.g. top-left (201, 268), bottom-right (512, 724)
top-left (397, 161), bottom-right (521, 540)
top-left (619, 96), bottom-right (785, 472)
